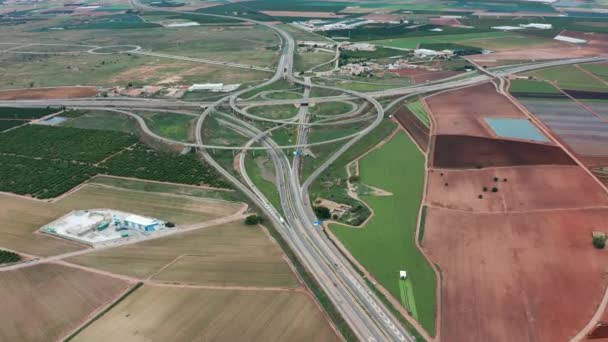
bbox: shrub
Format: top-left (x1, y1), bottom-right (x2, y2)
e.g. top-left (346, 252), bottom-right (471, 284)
top-left (492, 187), bottom-right (498, 193)
top-left (593, 235), bottom-right (607, 249)
top-left (348, 175), bottom-right (360, 183)
top-left (314, 206), bottom-right (331, 220)
top-left (245, 215), bottom-right (260, 225)
top-left (0, 250), bottom-right (20, 264)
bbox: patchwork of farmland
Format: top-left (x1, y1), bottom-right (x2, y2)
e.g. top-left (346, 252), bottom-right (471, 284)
top-left (69, 222), bottom-right (298, 287)
top-left (517, 97), bottom-right (608, 157)
top-left (421, 80), bottom-right (608, 341)
top-left (0, 124), bottom-right (229, 198)
top-left (72, 285), bottom-right (339, 342)
top-left (0, 263), bottom-right (131, 342)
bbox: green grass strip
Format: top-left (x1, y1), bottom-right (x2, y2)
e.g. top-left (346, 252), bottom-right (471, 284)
top-left (399, 279), bottom-right (410, 310)
top-left (64, 282), bottom-right (143, 342)
top-left (418, 205), bottom-right (428, 245)
top-left (406, 100), bottom-right (430, 128)
top-left (405, 279), bottom-right (419, 320)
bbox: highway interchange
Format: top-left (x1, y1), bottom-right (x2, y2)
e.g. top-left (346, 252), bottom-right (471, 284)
top-left (3, 2), bottom-right (608, 340)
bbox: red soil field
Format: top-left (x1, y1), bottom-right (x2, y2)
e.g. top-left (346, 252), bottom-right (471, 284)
top-left (363, 13), bottom-right (400, 21)
top-left (426, 165), bottom-right (608, 212)
top-left (413, 70), bottom-right (462, 83)
top-left (424, 82), bottom-right (525, 137)
top-left (430, 17), bottom-right (462, 27)
top-left (387, 69), bottom-right (461, 84)
top-left (0, 87), bottom-right (98, 100)
top-left (392, 105), bottom-right (429, 151)
top-left (469, 32), bottom-right (608, 63)
top-left (423, 206), bottom-right (608, 342)
top-left (432, 135), bottom-right (575, 168)
top-left (588, 305), bottom-right (608, 339)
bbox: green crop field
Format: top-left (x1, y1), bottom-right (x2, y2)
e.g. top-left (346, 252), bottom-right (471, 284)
top-left (0, 154), bottom-right (97, 199)
top-left (138, 111), bottom-right (195, 142)
top-left (245, 152), bottom-right (282, 211)
top-left (0, 120), bottom-right (26, 132)
top-left (406, 100), bottom-right (430, 127)
top-left (530, 65), bottom-right (608, 92)
top-left (307, 120), bottom-right (396, 224)
top-left (310, 101), bottom-right (354, 116)
top-left (59, 110), bottom-right (137, 133)
top-left (247, 104), bottom-right (299, 120)
top-left (580, 62), bottom-right (608, 82)
top-left (0, 125), bottom-right (136, 163)
top-left (510, 79), bottom-right (562, 94)
top-left (371, 31), bottom-right (516, 49)
top-left (100, 144), bottom-right (230, 188)
top-left (330, 132), bottom-right (436, 335)
top-left (0, 107), bottom-right (56, 119)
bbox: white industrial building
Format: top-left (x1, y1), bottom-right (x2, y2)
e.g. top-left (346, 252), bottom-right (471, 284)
top-left (188, 83), bottom-right (240, 92)
top-left (554, 34), bottom-right (588, 44)
top-left (123, 214), bottom-right (160, 232)
top-left (40, 209), bottom-right (167, 246)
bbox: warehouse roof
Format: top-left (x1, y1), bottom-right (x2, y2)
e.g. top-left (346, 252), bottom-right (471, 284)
top-left (125, 215), bottom-right (157, 226)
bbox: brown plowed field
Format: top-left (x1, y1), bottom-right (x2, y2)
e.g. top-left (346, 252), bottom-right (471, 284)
top-left (432, 135), bottom-right (575, 168)
top-left (0, 87), bottom-right (97, 100)
top-left (426, 165), bottom-right (608, 212)
top-left (423, 206), bottom-right (608, 342)
top-left (0, 263), bottom-right (130, 342)
top-left (392, 105), bottom-right (429, 151)
top-left (424, 82), bottom-right (525, 137)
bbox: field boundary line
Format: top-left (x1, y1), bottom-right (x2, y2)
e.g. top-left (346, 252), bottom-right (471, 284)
top-left (571, 284), bottom-right (608, 341)
top-left (146, 254), bottom-right (187, 281)
top-left (89, 174), bottom-right (237, 192)
top-left (62, 281), bottom-right (142, 342)
top-left (144, 281), bottom-right (307, 293)
top-left (556, 86), bottom-right (608, 123)
top-left (575, 64), bottom-right (608, 88)
top-left (415, 95), bottom-right (442, 340)
top-left (425, 204), bottom-right (608, 215)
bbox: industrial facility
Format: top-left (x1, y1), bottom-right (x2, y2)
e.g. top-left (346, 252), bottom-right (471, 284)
top-left (40, 209), bottom-right (167, 246)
